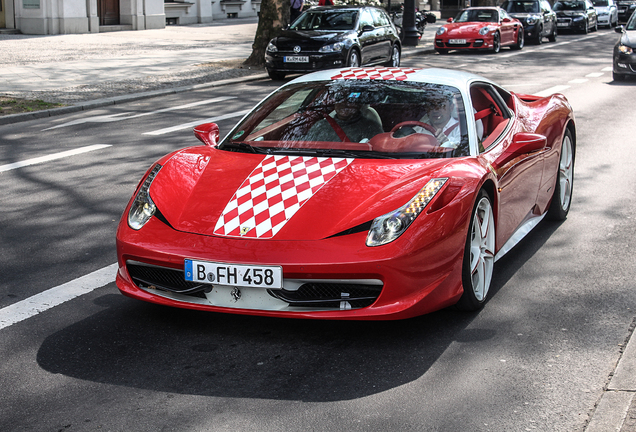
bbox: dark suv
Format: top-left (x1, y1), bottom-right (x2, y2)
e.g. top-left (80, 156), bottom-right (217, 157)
top-left (502, 0), bottom-right (558, 43)
top-left (617, 0), bottom-right (636, 22)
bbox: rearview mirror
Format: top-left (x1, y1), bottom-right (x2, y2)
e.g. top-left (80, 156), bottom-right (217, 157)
top-left (510, 132), bottom-right (547, 155)
top-left (193, 123), bottom-right (220, 147)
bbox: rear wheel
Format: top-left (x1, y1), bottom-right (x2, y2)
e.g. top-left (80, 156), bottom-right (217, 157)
top-left (492, 32), bottom-right (501, 53)
top-left (267, 68), bottom-right (286, 80)
top-left (456, 190), bottom-right (495, 311)
top-left (547, 129), bottom-right (574, 221)
top-left (436, 48), bottom-right (449, 55)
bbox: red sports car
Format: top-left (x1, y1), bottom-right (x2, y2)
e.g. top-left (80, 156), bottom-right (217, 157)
top-left (435, 7), bottom-right (525, 54)
top-left (116, 67), bottom-right (575, 320)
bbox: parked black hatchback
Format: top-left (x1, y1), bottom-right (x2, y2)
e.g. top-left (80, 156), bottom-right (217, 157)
top-left (501, 0), bottom-right (558, 43)
top-left (265, 6), bottom-right (402, 80)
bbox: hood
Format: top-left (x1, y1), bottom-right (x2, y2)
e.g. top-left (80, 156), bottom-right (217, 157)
top-left (444, 22), bottom-right (493, 35)
top-left (149, 147), bottom-right (454, 241)
top-left (622, 30), bottom-right (636, 47)
top-left (275, 30), bottom-right (350, 50)
top-left (556, 9), bottom-right (586, 15)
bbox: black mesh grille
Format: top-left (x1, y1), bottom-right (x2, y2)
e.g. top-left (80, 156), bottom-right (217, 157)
top-left (127, 262), bottom-right (207, 298)
top-left (269, 282), bottom-right (382, 309)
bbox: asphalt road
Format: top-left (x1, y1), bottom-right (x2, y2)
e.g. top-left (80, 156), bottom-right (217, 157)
top-left (1, 28), bottom-right (635, 431)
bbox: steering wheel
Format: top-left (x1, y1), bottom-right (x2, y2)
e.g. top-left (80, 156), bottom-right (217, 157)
top-left (391, 121), bottom-right (436, 135)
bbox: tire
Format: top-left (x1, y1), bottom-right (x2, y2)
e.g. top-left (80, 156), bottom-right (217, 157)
top-left (582, 20), bottom-right (589, 34)
top-left (592, 20), bottom-right (598, 31)
top-left (548, 25), bottom-right (557, 42)
top-left (436, 49), bottom-right (449, 55)
top-left (267, 68), bottom-right (286, 80)
top-left (512, 29), bottom-right (524, 50)
top-left (613, 70), bottom-right (626, 81)
top-left (347, 49), bottom-right (360, 67)
top-left (385, 44), bottom-right (401, 67)
top-left (547, 129), bottom-right (574, 221)
top-left (456, 190), bottom-right (496, 311)
top-left (535, 26), bottom-right (543, 44)
top-left (492, 32), bottom-right (501, 53)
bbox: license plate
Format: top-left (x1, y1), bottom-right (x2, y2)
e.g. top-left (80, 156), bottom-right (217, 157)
top-left (449, 39), bottom-right (467, 44)
top-left (185, 259), bottom-right (283, 289)
top-left (619, 7), bottom-right (626, 12)
top-left (284, 56), bottom-right (309, 63)
top-left (557, 22), bottom-right (569, 27)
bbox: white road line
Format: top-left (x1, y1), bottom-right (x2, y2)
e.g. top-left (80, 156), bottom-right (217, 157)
top-left (143, 109), bottom-right (251, 136)
top-left (534, 85), bottom-right (570, 97)
top-left (0, 263), bottom-right (117, 330)
top-left (602, 67), bottom-right (613, 72)
top-left (44, 96), bottom-right (237, 131)
top-left (569, 78), bottom-right (589, 84)
top-left (0, 144), bottom-right (112, 173)
top-left (586, 72), bottom-right (604, 78)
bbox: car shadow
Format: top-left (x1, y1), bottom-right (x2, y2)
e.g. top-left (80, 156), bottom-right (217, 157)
top-left (35, 220), bottom-right (562, 402)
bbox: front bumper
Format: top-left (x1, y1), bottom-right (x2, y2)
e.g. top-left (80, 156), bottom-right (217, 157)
top-left (435, 36), bottom-right (494, 51)
top-left (115, 205), bottom-right (468, 320)
top-left (265, 51), bottom-right (348, 74)
top-left (614, 50), bottom-right (636, 76)
top-left (556, 17), bottom-right (588, 31)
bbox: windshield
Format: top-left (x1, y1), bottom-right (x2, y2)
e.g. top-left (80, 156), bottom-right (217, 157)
top-left (629, 11), bottom-right (636, 29)
top-left (592, 0), bottom-right (609, 5)
top-left (219, 80), bottom-right (470, 159)
top-left (455, 9), bottom-right (499, 22)
top-left (290, 10), bottom-right (359, 30)
top-left (502, 1), bottom-right (540, 13)
top-left (554, 1), bottom-right (586, 10)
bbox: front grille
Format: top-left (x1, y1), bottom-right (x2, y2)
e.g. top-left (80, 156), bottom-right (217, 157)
top-left (127, 261), bottom-right (208, 298)
top-left (269, 282), bottom-right (382, 309)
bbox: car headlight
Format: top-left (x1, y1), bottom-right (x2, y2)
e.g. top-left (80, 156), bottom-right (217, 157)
top-left (619, 44), bottom-right (634, 54)
top-left (526, 14), bottom-right (541, 24)
top-left (267, 41), bottom-right (278, 53)
top-left (366, 178), bottom-right (448, 247)
top-left (436, 27), bottom-right (447, 35)
top-left (128, 164), bottom-right (162, 230)
top-left (319, 42), bottom-right (345, 53)
top-left (479, 26), bottom-right (493, 35)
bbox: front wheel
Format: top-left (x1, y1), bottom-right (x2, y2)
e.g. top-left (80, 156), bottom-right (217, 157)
top-left (512, 29), bottom-right (524, 50)
top-left (456, 190), bottom-right (496, 311)
top-left (347, 49), bottom-right (360, 67)
top-left (267, 68), bottom-right (286, 80)
top-left (548, 25), bottom-right (557, 42)
top-left (491, 32), bottom-right (501, 53)
top-left (436, 48), bottom-right (449, 55)
top-left (385, 44), bottom-right (401, 67)
top-left (547, 129), bottom-right (574, 221)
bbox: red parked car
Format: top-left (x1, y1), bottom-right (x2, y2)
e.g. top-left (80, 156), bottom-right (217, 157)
top-left (116, 67), bottom-right (574, 320)
top-left (435, 7), bottom-right (525, 54)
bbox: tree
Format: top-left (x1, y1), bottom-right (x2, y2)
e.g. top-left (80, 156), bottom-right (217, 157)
top-left (244, 0), bottom-right (290, 67)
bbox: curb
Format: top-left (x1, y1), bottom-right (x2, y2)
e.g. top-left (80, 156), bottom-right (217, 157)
top-left (0, 46), bottom-right (434, 127)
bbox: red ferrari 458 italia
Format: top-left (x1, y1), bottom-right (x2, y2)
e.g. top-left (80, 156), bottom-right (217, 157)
top-left (116, 67), bottom-right (575, 320)
top-left (435, 7), bottom-right (525, 54)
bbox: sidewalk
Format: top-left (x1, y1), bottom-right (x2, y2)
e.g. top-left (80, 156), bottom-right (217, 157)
top-left (0, 17), bottom-right (436, 125)
top-left (1, 18), bottom-right (636, 430)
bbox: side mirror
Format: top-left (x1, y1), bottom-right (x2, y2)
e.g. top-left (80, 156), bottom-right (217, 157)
top-left (193, 123), bottom-right (220, 147)
top-left (616, 25), bottom-right (624, 32)
top-left (447, 17), bottom-right (454, 23)
top-left (503, 17), bottom-right (512, 22)
top-left (361, 24), bottom-right (375, 32)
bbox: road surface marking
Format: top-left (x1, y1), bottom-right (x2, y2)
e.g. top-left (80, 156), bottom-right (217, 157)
top-left (586, 72), bottom-right (604, 78)
top-left (0, 144), bottom-right (112, 173)
top-left (534, 85), bottom-right (570, 97)
top-left (143, 109), bottom-right (251, 136)
top-left (44, 96), bottom-right (237, 131)
top-left (0, 263), bottom-right (117, 330)
top-left (569, 78), bottom-right (589, 84)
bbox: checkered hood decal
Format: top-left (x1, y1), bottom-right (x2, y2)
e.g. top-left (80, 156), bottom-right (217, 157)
top-left (214, 155), bottom-right (354, 239)
top-left (331, 67), bottom-right (418, 81)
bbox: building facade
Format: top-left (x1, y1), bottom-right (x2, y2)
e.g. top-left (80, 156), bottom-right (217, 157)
top-left (0, 0), bottom-right (261, 34)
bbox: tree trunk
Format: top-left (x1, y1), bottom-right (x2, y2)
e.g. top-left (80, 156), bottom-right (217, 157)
top-left (244, 0), bottom-right (290, 67)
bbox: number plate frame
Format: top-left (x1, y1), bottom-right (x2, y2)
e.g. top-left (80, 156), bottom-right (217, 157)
top-left (185, 259), bottom-right (283, 289)
top-left (449, 38), bottom-right (467, 44)
top-left (284, 56), bottom-right (309, 63)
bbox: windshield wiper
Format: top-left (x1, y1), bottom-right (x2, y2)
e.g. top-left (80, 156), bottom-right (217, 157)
top-left (220, 142), bottom-right (268, 154)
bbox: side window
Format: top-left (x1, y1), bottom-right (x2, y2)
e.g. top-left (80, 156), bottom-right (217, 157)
top-left (372, 9), bottom-right (390, 27)
top-left (470, 83), bottom-right (512, 151)
top-left (360, 9), bottom-right (374, 28)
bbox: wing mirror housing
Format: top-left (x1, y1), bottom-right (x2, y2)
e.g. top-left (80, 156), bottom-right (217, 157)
top-left (447, 17), bottom-right (454, 23)
top-left (493, 133), bottom-right (547, 170)
top-left (194, 123), bottom-right (220, 147)
top-left (361, 24), bottom-right (375, 32)
top-left (616, 25), bottom-right (624, 32)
